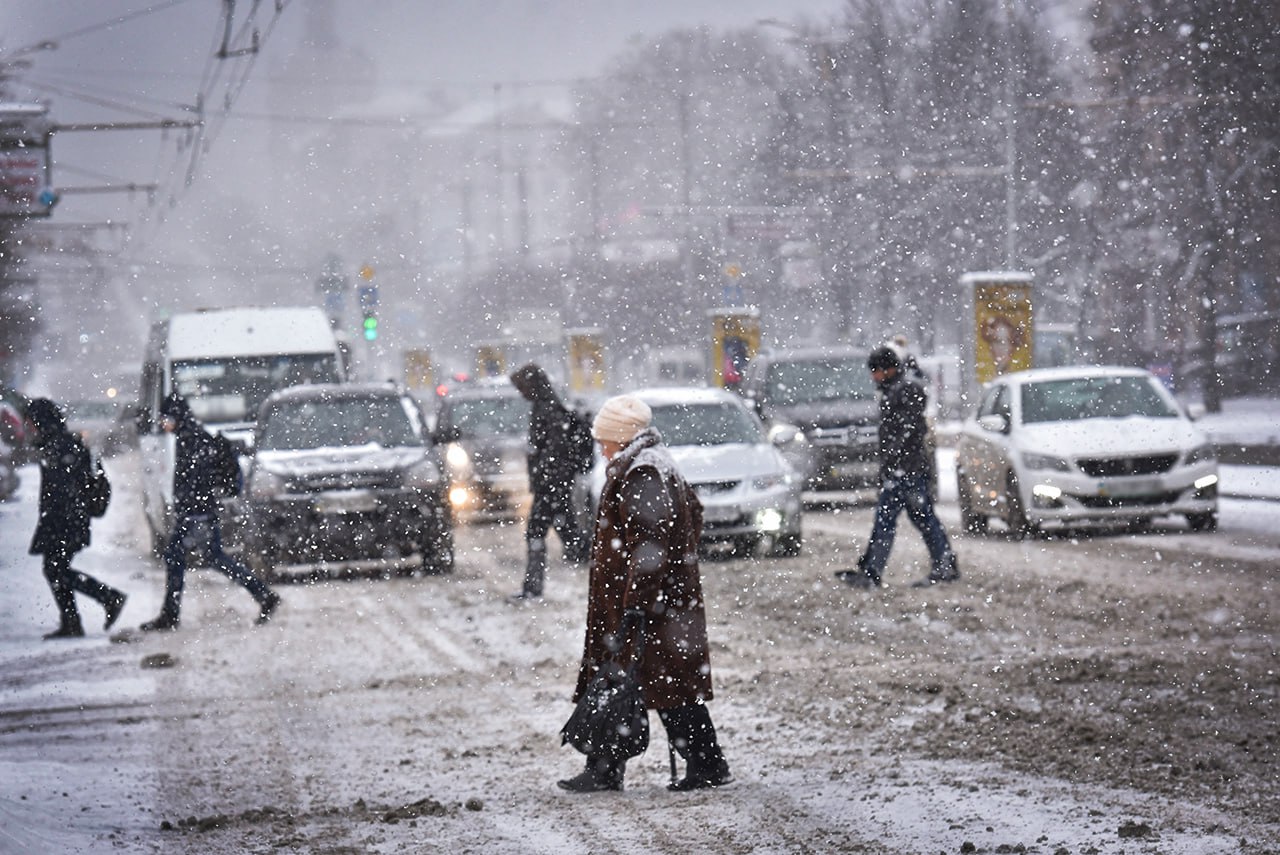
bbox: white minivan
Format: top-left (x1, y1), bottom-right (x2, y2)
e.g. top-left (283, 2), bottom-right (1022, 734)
top-left (136, 305), bottom-right (347, 552)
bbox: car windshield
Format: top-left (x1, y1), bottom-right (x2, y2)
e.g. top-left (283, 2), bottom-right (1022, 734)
top-left (1020, 376), bottom-right (1179, 424)
top-left (649, 402), bottom-right (763, 447)
top-left (766, 358), bottom-right (876, 406)
top-left (172, 354), bottom-right (341, 424)
top-left (65, 400), bottom-right (120, 422)
top-left (442, 395), bottom-right (530, 438)
top-left (258, 397), bottom-right (421, 450)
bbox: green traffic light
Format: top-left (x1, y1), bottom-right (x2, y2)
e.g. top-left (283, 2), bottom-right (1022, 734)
top-left (363, 315), bottom-right (378, 340)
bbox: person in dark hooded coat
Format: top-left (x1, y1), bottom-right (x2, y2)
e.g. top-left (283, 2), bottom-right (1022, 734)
top-left (508, 363), bottom-right (588, 599)
top-left (139, 393), bottom-right (279, 631)
top-left (26, 398), bottom-right (127, 639)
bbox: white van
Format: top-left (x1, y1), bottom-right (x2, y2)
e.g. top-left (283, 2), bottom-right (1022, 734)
top-left (136, 306), bottom-right (346, 551)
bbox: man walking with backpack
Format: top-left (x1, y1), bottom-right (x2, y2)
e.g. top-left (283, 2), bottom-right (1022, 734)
top-left (508, 363), bottom-right (590, 600)
top-left (140, 393), bottom-right (279, 631)
top-left (26, 398), bottom-right (127, 639)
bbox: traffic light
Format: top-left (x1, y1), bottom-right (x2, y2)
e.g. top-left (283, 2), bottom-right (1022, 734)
top-left (362, 311), bottom-right (378, 341)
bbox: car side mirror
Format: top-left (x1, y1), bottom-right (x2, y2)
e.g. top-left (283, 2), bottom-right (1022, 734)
top-left (768, 423), bottom-right (801, 446)
top-left (977, 413), bottom-right (1010, 434)
top-left (1186, 402), bottom-right (1206, 421)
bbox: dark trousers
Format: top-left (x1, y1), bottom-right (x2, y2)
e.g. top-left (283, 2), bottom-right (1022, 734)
top-left (42, 545), bottom-right (120, 630)
top-left (159, 513), bottom-right (272, 619)
top-left (861, 472), bottom-right (953, 579)
top-left (526, 481), bottom-right (586, 560)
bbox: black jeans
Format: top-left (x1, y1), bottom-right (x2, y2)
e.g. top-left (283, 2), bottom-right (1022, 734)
top-left (657, 703), bottom-right (726, 773)
top-left (42, 544), bottom-right (119, 628)
top-left (159, 513), bottom-right (272, 619)
top-left (526, 480), bottom-right (586, 560)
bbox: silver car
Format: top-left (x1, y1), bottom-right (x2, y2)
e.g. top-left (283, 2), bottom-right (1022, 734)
top-left (956, 366), bottom-right (1219, 536)
top-left (585, 386), bottom-right (804, 558)
top-left (432, 378), bottom-right (532, 521)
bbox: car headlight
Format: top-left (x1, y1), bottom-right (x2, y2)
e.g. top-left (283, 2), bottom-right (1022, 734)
top-left (403, 457), bottom-right (442, 491)
top-left (247, 467), bottom-right (286, 501)
top-left (1184, 442), bottom-right (1216, 466)
top-left (1022, 451), bottom-right (1071, 472)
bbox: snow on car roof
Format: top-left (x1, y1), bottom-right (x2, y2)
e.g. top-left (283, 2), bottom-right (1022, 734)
top-left (631, 386), bottom-right (744, 407)
top-left (166, 306), bottom-right (336, 360)
top-left (264, 383), bottom-right (403, 405)
top-left (994, 365), bottom-right (1153, 385)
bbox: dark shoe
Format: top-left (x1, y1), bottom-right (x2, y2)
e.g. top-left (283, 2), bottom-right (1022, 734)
top-left (668, 760), bottom-right (733, 792)
top-left (841, 571), bottom-right (881, 589)
top-left (256, 593), bottom-right (281, 625)
top-left (140, 615), bottom-right (179, 632)
top-left (557, 766), bottom-right (623, 793)
top-left (43, 625), bottom-right (86, 640)
top-left (103, 593), bottom-right (127, 631)
top-left (508, 590), bottom-right (541, 603)
top-left (913, 555), bottom-right (960, 588)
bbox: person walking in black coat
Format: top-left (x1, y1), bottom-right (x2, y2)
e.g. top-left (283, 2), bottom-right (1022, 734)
top-left (26, 398), bottom-right (127, 639)
top-left (841, 346), bottom-right (959, 589)
top-left (508, 363), bottom-right (588, 599)
top-left (140, 393), bottom-right (279, 631)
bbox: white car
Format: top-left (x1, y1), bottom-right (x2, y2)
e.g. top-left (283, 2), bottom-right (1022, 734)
top-left (955, 366), bottom-right (1218, 536)
top-left (584, 387), bottom-right (804, 557)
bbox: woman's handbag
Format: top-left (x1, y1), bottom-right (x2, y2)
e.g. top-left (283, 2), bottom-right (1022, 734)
top-left (561, 618), bottom-right (649, 760)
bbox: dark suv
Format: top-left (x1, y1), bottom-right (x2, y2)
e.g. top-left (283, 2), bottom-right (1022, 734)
top-left (243, 384), bottom-right (453, 577)
top-left (739, 346), bottom-right (880, 491)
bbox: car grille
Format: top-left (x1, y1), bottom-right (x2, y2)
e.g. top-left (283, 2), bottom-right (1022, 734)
top-left (808, 425), bottom-right (877, 447)
top-left (1076, 454), bottom-right (1178, 477)
top-left (1074, 490), bottom-right (1183, 508)
top-left (289, 471), bottom-right (400, 492)
top-left (694, 480), bottom-right (740, 496)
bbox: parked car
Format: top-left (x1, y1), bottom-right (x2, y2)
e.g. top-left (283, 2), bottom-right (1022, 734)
top-left (64, 398), bottom-right (136, 457)
top-left (0, 387), bottom-right (32, 465)
top-left (432, 378), bottom-right (532, 521)
top-left (583, 386), bottom-right (803, 558)
top-left (242, 383), bottom-right (453, 577)
top-left (738, 346), bottom-right (880, 491)
top-left (955, 366), bottom-right (1219, 536)
top-left (0, 438), bottom-right (18, 501)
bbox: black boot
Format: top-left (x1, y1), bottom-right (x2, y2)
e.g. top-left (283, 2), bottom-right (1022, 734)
top-left (912, 553), bottom-right (960, 588)
top-left (511, 539), bottom-right (547, 600)
top-left (255, 592), bottom-right (281, 625)
top-left (44, 572), bottom-right (85, 639)
top-left (669, 758), bottom-right (733, 791)
top-left (557, 756), bottom-right (624, 792)
top-left (43, 621), bottom-right (85, 640)
top-left (103, 591), bottom-right (127, 631)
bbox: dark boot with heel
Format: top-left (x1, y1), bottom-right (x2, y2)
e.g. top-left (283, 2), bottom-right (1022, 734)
top-left (557, 756), bottom-right (624, 792)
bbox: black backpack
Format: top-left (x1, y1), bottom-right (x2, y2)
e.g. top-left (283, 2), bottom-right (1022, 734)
top-left (566, 409), bottom-right (595, 474)
top-left (84, 455), bottom-right (111, 518)
top-left (210, 432), bottom-right (243, 498)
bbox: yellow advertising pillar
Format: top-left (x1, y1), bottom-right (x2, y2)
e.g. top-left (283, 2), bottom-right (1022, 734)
top-left (403, 348), bottom-right (434, 391)
top-left (708, 307), bottom-right (761, 390)
top-left (475, 342), bottom-right (509, 378)
top-left (566, 329), bottom-right (606, 396)
top-left (961, 271), bottom-right (1034, 386)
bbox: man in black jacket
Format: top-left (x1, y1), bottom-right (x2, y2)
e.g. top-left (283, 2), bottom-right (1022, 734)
top-left (26, 398), bottom-right (127, 639)
top-left (509, 363), bottom-right (588, 599)
top-left (842, 346), bottom-right (959, 589)
top-left (140, 393), bottom-right (279, 631)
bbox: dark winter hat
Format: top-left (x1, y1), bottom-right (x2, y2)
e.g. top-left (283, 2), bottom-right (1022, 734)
top-left (160, 392), bottom-right (193, 422)
top-left (867, 346), bottom-right (901, 372)
top-left (25, 397), bottom-right (65, 432)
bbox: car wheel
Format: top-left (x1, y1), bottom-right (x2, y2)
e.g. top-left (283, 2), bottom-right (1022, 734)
top-left (421, 525), bottom-right (455, 575)
top-left (956, 470), bottom-right (989, 535)
top-left (772, 531), bottom-right (803, 558)
top-left (732, 535), bottom-right (761, 558)
top-left (1005, 471), bottom-right (1034, 539)
top-left (1185, 511), bottom-right (1218, 532)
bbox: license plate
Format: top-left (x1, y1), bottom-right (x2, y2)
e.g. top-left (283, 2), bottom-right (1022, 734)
top-left (314, 491), bottom-right (377, 514)
top-left (1097, 478), bottom-right (1162, 498)
top-left (701, 505), bottom-right (740, 523)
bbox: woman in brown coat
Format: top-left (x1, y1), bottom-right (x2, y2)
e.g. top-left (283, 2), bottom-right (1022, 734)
top-left (559, 395), bottom-right (731, 793)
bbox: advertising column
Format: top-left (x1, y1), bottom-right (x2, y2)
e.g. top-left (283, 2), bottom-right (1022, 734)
top-left (960, 271), bottom-right (1034, 390)
top-left (565, 329), bottom-right (606, 398)
top-left (708, 307), bottom-right (760, 391)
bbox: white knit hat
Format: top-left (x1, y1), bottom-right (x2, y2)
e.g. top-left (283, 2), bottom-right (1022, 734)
top-left (592, 395), bottom-right (652, 444)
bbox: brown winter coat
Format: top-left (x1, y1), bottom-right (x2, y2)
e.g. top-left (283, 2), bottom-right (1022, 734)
top-left (573, 428), bottom-right (714, 710)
